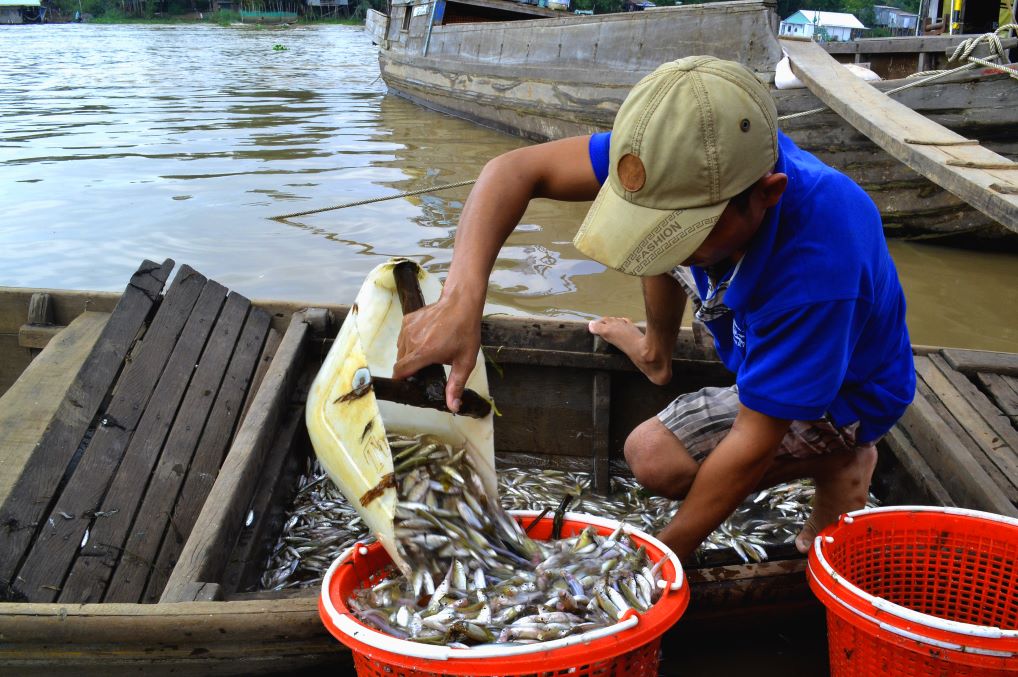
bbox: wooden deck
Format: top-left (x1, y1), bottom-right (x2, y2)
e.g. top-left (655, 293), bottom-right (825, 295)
top-left (887, 348), bottom-right (1018, 517)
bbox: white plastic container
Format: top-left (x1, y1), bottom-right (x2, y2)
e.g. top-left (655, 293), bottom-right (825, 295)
top-left (304, 258), bottom-right (496, 577)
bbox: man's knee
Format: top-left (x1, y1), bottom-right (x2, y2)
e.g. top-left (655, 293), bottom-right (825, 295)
top-left (624, 418), bottom-right (697, 499)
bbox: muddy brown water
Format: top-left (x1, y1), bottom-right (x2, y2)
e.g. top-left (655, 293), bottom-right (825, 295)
top-left (1, 25), bottom-right (1015, 350)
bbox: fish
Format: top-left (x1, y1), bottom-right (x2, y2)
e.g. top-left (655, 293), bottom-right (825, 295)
top-left (260, 433), bottom-right (878, 596)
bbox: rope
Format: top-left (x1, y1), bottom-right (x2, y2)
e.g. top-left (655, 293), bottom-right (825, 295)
top-left (778, 25), bottom-right (1018, 123)
top-left (270, 179), bottom-right (477, 220)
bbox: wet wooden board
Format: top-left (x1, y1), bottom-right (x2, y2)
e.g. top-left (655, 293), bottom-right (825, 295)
top-left (236, 326), bottom-right (282, 438)
top-left (976, 372), bottom-right (1018, 420)
top-left (897, 367), bottom-right (1017, 516)
top-left (491, 364), bottom-right (598, 460)
top-left (780, 37), bottom-right (1018, 235)
top-left (58, 281), bottom-right (228, 604)
top-left (104, 293), bottom-right (252, 603)
top-left (915, 376), bottom-right (1018, 505)
top-left (220, 398), bottom-right (308, 596)
top-left (161, 312), bottom-right (312, 603)
top-left (0, 259), bottom-right (174, 594)
top-left (12, 268), bottom-right (207, 603)
top-left (922, 355), bottom-right (1018, 493)
top-left (942, 348), bottom-right (1018, 377)
top-left (143, 308), bottom-right (272, 604)
top-left (0, 598), bottom-right (346, 675)
top-left (0, 311), bottom-right (109, 506)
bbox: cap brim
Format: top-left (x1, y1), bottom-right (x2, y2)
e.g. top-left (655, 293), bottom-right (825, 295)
top-left (573, 182), bottom-right (726, 276)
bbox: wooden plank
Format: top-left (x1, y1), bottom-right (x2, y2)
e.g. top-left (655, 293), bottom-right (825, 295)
top-left (236, 326), bottom-right (281, 434)
top-left (914, 376), bottom-right (1017, 503)
top-left (822, 35), bottom-right (1018, 54)
top-left (0, 287), bottom-right (119, 334)
top-left (897, 374), bottom-right (1017, 515)
top-left (882, 425), bottom-right (956, 507)
top-left (19, 292), bottom-right (55, 351)
top-left (17, 325), bottom-right (64, 350)
top-left (491, 364), bottom-right (597, 459)
top-left (103, 293), bottom-right (251, 603)
top-left (9, 267), bottom-right (207, 603)
top-left (0, 312), bottom-right (109, 506)
top-left (942, 348), bottom-right (1018, 377)
top-left (0, 259), bottom-right (173, 593)
top-left (780, 37), bottom-right (1018, 234)
top-left (0, 598), bottom-right (345, 675)
top-left (924, 355), bottom-right (1018, 489)
top-left (143, 308), bottom-right (271, 603)
top-left (220, 399), bottom-right (307, 596)
top-left (160, 311), bottom-right (312, 602)
top-left (172, 581), bottom-right (223, 602)
top-left (976, 373), bottom-right (1018, 419)
top-left (56, 280), bottom-right (228, 604)
top-left (591, 371), bottom-right (611, 492)
top-left (26, 292), bottom-right (54, 326)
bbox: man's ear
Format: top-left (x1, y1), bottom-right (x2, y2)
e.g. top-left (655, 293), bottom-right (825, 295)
top-left (758, 172), bottom-right (788, 209)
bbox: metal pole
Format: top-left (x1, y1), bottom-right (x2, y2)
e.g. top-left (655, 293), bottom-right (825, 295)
top-left (422, 0), bottom-right (437, 56)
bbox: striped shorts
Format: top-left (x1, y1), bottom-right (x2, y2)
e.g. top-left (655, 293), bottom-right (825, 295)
top-left (657, 385), bottom-right (863, 461)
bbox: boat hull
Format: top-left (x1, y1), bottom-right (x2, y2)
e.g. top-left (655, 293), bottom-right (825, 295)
top-left (2, 284), bottom-right (1013, 674)
top-left (372, 0), bottom-right (1017, 242)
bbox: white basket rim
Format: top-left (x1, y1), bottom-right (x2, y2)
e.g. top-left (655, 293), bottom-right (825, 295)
top-left (813, 505), bottom-right (1018, 641)
top-left (320, 510), bottom-right (685, 661)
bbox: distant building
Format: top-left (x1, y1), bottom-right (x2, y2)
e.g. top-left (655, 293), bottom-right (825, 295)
top-left (779, 10), bottom-right (867, 42)
top-left (873, 4), bottom-right (919, 35)
top-left (0, 0), bottom-right (40, 23)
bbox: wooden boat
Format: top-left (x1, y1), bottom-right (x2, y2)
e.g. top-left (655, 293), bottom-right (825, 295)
top-left (365, 0), bottom-right (1018, 243)
top-left (1, 260), bottom-right (1016, 674)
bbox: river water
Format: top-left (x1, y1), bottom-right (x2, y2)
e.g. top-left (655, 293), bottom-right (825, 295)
top-left (1, 24), bottom-right (1016, 351)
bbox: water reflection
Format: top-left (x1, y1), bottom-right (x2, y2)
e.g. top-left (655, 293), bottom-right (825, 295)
top-left (0, 25), bottom-right (1014, 351)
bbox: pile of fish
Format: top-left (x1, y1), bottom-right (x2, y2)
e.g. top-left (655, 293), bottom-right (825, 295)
top-left (260, 441), bottom-right (877, 592)
top-left (350, 522), bottom-right (664, 646)
top-left (386, 435), bottom-right (538, 578)
top-left (347, 434), bottom-right (663, 646)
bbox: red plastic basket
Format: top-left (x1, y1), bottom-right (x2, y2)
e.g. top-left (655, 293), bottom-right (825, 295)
top-left (807, 506), bottom-right (1018, 676)
top-left (320, 510), bottom-right (689, 677)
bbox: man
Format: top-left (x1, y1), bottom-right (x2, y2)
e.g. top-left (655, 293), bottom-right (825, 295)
top-left (394, 56), bottom-right (915, 560)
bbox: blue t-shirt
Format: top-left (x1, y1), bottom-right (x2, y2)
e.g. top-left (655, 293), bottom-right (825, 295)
top-left (588, 130), bottom-right (915, 443)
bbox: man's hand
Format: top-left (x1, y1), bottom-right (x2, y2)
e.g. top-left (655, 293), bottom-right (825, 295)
top-left (393, 293), bottom-right (480, 413)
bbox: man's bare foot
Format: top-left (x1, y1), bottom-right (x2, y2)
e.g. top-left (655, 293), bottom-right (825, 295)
top-left (588, 317), bottom-right (672, 385)
top-left (795, 444), bottom-right (878, 553)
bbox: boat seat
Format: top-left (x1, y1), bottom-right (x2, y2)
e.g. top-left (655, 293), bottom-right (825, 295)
top-left (0, 260), bottom-right (280, 604)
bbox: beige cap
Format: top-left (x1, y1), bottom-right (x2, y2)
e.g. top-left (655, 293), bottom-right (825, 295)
top-left (573, 56), bottom-right (778, 276)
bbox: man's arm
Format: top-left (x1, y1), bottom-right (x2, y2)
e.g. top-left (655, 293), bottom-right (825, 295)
top-left (656, 404), bottom-right (790, 560)
top-left (394, 135), bottom-right (602, 411)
